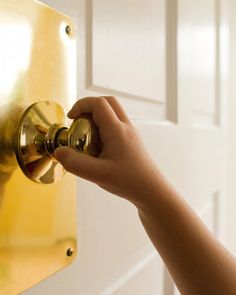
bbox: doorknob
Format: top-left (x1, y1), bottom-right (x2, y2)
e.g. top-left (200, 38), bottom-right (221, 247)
top-left (15, 100), bottom-right (101, 184)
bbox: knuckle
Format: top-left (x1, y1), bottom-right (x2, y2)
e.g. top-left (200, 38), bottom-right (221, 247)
top-left (107, 95), bottom-right (116, 101)
top-left (102, 95), bottom-right (117, 103)
top-left (97, 96), bottom-right (107, 106)
top-left (106, 96), bottom-right (118, 105)
top-left (95, 97), bottom-right (114, 113)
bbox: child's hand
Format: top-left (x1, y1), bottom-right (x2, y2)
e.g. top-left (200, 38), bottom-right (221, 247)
top-left (56, 97), bottom-right (236, 295)
top-left (55, 96), bottom-right (159, 207)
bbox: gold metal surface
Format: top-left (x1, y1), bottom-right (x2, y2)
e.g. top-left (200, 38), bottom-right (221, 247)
top-left (0, 0), bottom-right (77, 293)
top-left (16, 101), bottom-right (67, 184)
top-left (15, 100), bottom-right (101, 184)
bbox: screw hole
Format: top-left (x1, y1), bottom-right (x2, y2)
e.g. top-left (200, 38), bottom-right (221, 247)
top-left (66, 248), bottom-right (74, 257)
top-left (65, 25), bottom-right (72, 35)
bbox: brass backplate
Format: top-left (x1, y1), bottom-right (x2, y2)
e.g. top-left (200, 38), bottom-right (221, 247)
top-left (0, 0), bottom-right (77, 293)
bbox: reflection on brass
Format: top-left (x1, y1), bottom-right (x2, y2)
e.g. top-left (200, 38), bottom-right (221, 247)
top-left (0, 104), bottom-right (24, 174)
top-left (0, 0), bottom-right (77, 293)
top-left (15, 100), bottom-right (101, 184)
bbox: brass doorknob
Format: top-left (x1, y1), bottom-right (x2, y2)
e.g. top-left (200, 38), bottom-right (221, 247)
top-left (15, 101), bottom-right (101, 184)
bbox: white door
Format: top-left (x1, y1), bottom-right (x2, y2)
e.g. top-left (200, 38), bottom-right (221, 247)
top-left (24, 0), bottom-right (229, 294)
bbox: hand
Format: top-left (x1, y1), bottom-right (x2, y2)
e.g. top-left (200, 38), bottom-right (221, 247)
top-left (57, 97), bottom-right (236, 295)
top-left (55, 96), bottom-right (160, 207)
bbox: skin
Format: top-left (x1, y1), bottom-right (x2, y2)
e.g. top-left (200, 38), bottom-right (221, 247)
top-left (55, 96), bottom-right (236, 295)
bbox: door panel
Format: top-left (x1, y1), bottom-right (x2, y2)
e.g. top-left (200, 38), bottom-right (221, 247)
top-left (91, 0), bottom-right (166, 102)
top-left (88, 0), bottom-right (178, 122)
top-left (180, 0), bottom-right (219, 125)
top-left (24, 0), bottom-right (228, 294)
top-left (112, 256), bottom-right (164, 295)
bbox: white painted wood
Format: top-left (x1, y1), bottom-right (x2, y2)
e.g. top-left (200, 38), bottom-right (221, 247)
top-left (24, 0), bottom-right (229, 294)
top-left (112, 255), bottom-right (164, 295)
top-left (225, 0), bottom-right (236, 256)
top-left (91, 0), bottom-right (166, 101)
top-left (86, 0), bottom-right (178, 121)
top-left (182, 0), bottom-right (218, 124)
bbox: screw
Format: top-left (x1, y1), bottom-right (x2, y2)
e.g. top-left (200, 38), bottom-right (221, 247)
top-left (65, 25), bottom-right (72, 35)
top-left (66, 248), bottom-right (74, 257)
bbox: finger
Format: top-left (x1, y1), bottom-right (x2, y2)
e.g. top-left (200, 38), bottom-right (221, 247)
top-left (68, 97), bottom-right (119, 130)
top-left (102, 96), bottom-right (130, 123)
top-left (55, 147), bottom-right (107, 184)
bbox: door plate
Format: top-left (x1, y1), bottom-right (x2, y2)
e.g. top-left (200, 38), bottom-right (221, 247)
top-left (0, 0), bottom-right (77, 293)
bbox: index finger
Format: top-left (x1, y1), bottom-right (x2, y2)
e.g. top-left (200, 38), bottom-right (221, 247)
top-left (67, 97), bottom-right (120, 140)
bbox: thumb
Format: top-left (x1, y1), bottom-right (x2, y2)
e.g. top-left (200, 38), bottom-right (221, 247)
top-left (54, 147), bottom-right (105, 183)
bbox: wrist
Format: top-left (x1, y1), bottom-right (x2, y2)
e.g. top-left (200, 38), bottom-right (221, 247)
top-left (131, 165), bottom-right (169, 211)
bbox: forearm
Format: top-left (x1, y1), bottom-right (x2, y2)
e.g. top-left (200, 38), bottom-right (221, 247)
top-left (57, 96), bottom-right (236, 294)
top-left (137, 172), bottom-right (236, 295)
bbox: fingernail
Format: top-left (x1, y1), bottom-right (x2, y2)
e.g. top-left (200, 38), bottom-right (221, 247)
top-left (67, 109), bottom-right (75, 118)
top-left (67, 108), bottom-right (72, 115)
top-left (54, 146), bottom-right (67, 160)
